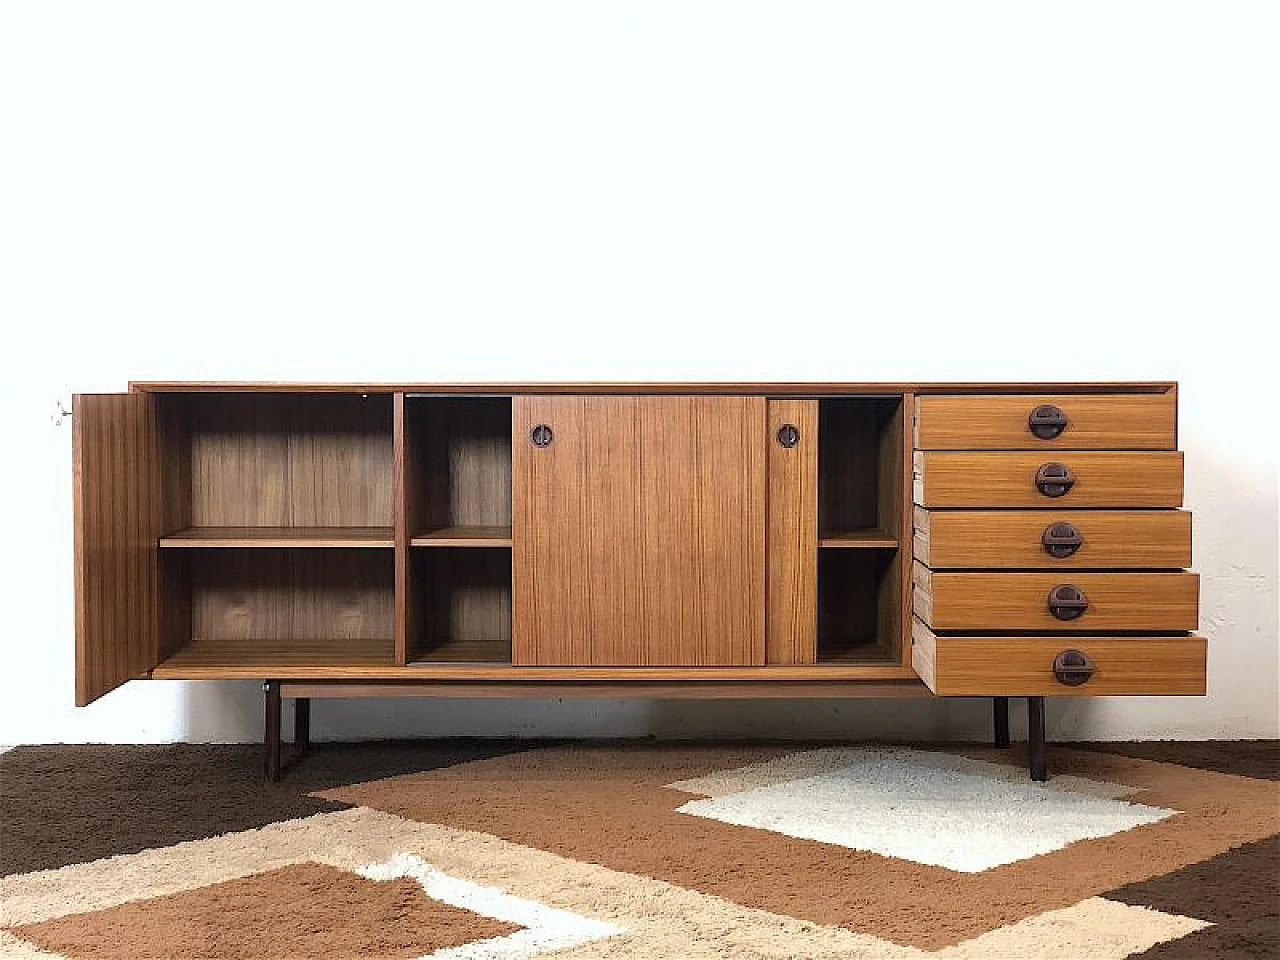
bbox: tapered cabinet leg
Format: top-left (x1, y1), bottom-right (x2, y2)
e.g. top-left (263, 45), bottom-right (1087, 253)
top-left (1027, 696), bottom-right (1047, 781)
top-left (993, 697), bottom-right (1010, 749)
top-left (294, 697), bottom-right (311, 759)
top-left (263, 681), bottom-right (282, 782)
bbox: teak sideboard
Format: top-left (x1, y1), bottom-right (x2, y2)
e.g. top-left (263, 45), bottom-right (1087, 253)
top-left (73, 382), bottom-right (1205, 780)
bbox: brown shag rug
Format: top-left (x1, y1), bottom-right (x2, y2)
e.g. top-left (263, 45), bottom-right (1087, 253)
top-left (2, 740), bottom-right (1276, 958)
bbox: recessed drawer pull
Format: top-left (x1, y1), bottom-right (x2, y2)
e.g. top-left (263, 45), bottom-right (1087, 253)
top-left (1041, 521), bottom-right (1084, 558)
top-left (1047, 584), bottom-right (1090, 620)
top-left (1053, 649), bottom-right (1096, 686)
top-left (1034, 462), bottom-right (1076, 498)
top-left (1028, 404), bottom-right (1069, 440)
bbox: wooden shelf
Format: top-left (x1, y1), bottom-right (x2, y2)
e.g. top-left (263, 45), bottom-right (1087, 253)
top-left (411, 525), bottom-right (513, 548)
top-left (153, 637), bottom-right (396, 677)
top-left (409, 638), bottom-right (513, 664)
top-left (816, 639), bottom-right (897, 665)
top-left (160, 527), bottom-right (394, 548)
top-left (818, 528), bottom-right (899, 549)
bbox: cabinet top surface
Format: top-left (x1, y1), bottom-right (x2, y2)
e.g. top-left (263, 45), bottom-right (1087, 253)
top-left (127, 381), bottom-right (1177, 395)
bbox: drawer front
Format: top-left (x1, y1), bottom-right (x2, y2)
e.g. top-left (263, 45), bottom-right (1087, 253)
top-left (911, 620), bottom-right (1206, 696)
top-left (914, 393), bottom-right (1177, 450)
top-left (912, 563), bottom-right (1200, 631)
top-left (913, 451), bottom-right (1184, 507)
top-left (913, 507), bottom-right (1193, 569)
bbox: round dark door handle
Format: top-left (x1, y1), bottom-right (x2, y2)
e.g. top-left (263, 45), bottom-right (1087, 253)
top-left (1035, 462), bottom-right (1076, 497)
top-left (1042, 521), bottom-right (1084, 558)
top-left (1047, 584), bottom-right (1089, 620)
top-left (777, 424), bottom-right (800, 448)
top-left (1029, 404), bottom-right (1069, 440)
top-left (529, 424), bottom-right (553, 447)
top-left (1053, 649), bottom-right (1096, 686)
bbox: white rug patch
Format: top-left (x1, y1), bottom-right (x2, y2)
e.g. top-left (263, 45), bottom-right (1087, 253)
top-left (674, 748), bottom-right (1175, 873)
top-left (359, 852), bottom-right (625, 959)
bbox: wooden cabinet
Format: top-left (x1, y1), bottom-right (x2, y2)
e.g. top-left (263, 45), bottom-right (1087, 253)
top-left (72, 381), bottom-right (1205, 780)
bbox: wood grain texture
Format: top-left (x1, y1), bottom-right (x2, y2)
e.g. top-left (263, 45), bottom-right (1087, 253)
top-left (73, 393), bottom-right (164, 705)
top-left (160, 527), bottom-right (395, 548)
top-left (912, 562), bottom-right (1200, 631)
top-left (394, 392), bottom-right (412, 665)
top-left (187, 394), bottom-right (394, 527)
top-left (406, 397), bottom-right (512, 528)
top-left (512, 395), bottom-right (766, 666)
top-left (911, 620), bottom-right (1206, 696)
top-left (187, 550), bottom-right (394, 643)
top-left (913, 508), bottom-right (1193, 569)
top-left (895, 394), bottom-right (915, 667)
top-left (279, 680), bottom-right (932, 699)
top-left (766, 399), bottom-right (818, 665)
top-left (914, 393), bottom-right (1178, 450)
top-left (131, 381), bottom-right (1177, 395)
top-left (913, 451), bottom-right (1184, 507)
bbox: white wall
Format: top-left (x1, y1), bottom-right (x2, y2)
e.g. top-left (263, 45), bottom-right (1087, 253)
top-left (1, 2), bottom-right (1275, 745)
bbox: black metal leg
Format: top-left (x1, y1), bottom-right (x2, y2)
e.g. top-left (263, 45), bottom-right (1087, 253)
top-left (993, 697), bottom-right (1010, 749)
top-left (1027, 696), bottom-right (1047, 781)
top-left (264, 681), bottom-right (281, 782)
top-left (293, 697), bottom-right (311, 759)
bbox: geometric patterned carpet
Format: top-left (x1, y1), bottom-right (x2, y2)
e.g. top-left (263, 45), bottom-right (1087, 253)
top-left (2, 740), bottom-right (1276, 959)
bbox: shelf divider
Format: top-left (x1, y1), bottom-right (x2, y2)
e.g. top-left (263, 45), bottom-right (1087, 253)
top-left (411, 525), bottom-right (513, 548)
top-left (160, 527), bottom-right (395, 548)
top-left (817, 528), bottom-right (899, 549)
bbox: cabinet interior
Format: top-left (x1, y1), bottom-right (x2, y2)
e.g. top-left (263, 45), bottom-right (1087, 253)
top-left (146, 391), bottom-right (906, 672)
top-left (402, 396), bottom-right (514, 662)
top-left (159, 548), bottom-right (396, 668)
top-left (407, 548), bottom-right (512, 663)
top-left (161, 392), bottom-right (395, 538)
top-left (815, 396), bottom-right (904, 663)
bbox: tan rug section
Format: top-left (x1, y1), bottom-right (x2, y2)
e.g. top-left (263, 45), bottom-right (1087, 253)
top-left (14, 861), bottom-right (518, 960)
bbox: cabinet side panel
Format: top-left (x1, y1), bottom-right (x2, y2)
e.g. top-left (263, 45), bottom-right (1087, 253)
top-left (766, 399), bottom-right (818, 664)
top-left (74, 393), bottom-right (163, 705)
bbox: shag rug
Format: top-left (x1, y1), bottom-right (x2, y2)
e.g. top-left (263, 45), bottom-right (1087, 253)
top-left (2, 740), bottom-right (1276, 959)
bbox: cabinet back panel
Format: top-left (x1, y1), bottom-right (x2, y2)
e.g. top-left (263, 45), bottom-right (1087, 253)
top-left (406, 398), bottom-right (512, 530)
top-left (185, 550), bottom-right (394, 642)
top-left (818, 398), bottom-right (902, 535)
top-left (185, 394), bottom-right (394, 527)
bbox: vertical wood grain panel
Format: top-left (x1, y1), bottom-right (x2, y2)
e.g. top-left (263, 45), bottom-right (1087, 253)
top-left (766, 399), bottom-right (817, 664)
top-left (895, 393), bottom-right (914, 667)
top-left (74, 393), bottom-right (163, 705)
top-left (513, 396), bottom-right (586, 664)
top-left (188, 394), bottom-right (393, 527)
top-left (513, 395), bottom-right (765, 666)
top-left (393, 393), bottom-right (411, 664)
top-left (414, 398), bottom-right (513, 529)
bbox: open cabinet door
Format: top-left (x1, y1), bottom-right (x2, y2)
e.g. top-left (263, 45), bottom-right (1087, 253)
top-left (73, 392), bottom-right (164, 705)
